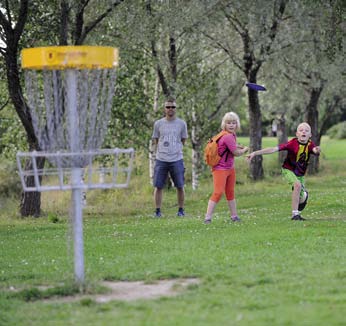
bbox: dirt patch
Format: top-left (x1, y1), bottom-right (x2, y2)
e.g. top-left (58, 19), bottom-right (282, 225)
top-left (48, 278), bottom-right (200, 303)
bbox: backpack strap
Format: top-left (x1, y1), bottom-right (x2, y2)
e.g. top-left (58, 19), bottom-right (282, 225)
top-left (216, 131), bottom-right (230, 160)
top-left (213, 130), bottom-right (228, 142)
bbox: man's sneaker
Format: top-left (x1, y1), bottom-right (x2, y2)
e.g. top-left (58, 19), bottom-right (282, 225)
top-left (155, 209), bottom-right (162, 218)
top-left (204, 218), bottom-right (211, 224)
top-left (231, 216), bottom-right (241, 222)
top-left (177, 208), bottom-right (185, 217)
top-left (291, 214), bottom-right (306, 221)
top-left (298, 191), bottom-right (309, 211)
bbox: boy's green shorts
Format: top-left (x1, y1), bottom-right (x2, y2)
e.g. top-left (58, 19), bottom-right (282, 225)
top-left (281, 168), bottom-right (305, 198)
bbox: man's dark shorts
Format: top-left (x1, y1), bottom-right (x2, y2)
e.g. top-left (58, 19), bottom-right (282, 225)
top-left (154, 159), bottom-right (185, 189)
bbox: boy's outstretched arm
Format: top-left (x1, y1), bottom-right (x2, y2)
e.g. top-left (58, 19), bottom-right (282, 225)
top-left (233, 145), bottom-right (249, 157)
top-left (246, 146), bottom-right (278, 162)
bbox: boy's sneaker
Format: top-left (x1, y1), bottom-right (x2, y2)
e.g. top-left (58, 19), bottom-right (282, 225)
top-left (155, 209), bottom-right (162, 218)
top-left (291, 214), bottom-right (306, 221)
top-left (298, 191), bottom-right (309, 211)
top-left (231, 216), bottom-right (241, 222)
top-left (177, 208), bottom-right (185, 217)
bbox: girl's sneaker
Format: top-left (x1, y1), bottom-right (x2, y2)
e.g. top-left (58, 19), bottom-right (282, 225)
top-left (231, 216), bottom-right (241, 222)
top-left (204, 216), bottom-right (212, 224)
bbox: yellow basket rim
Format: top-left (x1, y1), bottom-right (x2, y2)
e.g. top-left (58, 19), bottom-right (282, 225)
top-left (21, 46), bottom-right (119, 70)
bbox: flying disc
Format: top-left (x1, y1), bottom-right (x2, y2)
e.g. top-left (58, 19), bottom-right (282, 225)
top-left (245, 82), bottom-right (266, 91)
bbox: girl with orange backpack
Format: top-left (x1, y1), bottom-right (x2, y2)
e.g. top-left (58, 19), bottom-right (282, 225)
top-left (204, 112), bottom-right (248, 224)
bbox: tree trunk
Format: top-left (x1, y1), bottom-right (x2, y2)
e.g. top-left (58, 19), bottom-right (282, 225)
top-left (149, 74), bottom-right (160, 185)
top-left (4, 36), bottom-right (43, 217)
top-left (20, 157), bottom-right (45, 217)
top-left (59, 0), bottom-right (69, 45)
top-left (248, 88), bottom-right (263, 180)
top-left (191, 106), bottom-right (202, 190)
top-left (149, 140), bottom-right (157, 185)
top-left (277, 113), bottom-right (287, 164)
top-left (222, 1), bottom-right (287, 180)
top-left (318, 95), bottom-right (341, 143)
top-left (305, 87), bottom-right (323, 174)
top-left (2, 0), bottom-right (122, 217)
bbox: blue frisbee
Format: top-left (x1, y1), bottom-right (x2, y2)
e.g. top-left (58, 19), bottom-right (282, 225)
top-left (245, 82), bottom-right (266, 91)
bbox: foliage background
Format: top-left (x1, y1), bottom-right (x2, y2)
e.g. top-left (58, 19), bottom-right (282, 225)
top-left (1, 0), bottom-right (345, 159)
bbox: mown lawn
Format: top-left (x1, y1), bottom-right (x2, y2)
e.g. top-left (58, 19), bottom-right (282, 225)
top-left (0, 136), bottom-right (345, 326)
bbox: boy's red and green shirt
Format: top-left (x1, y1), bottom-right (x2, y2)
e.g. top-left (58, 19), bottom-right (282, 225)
top-left (279, 138), bottom-right (318, 176)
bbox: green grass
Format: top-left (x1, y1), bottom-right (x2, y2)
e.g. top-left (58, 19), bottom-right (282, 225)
top-left (0, 136), bottom-right (346, 325)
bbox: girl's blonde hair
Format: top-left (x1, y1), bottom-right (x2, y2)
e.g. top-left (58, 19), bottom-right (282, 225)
top-left (221, 112), bottom-right (241, 131)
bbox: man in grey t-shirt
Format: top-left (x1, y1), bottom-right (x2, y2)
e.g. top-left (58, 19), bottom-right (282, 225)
top-left (152, 97), bottom-right (188, 217)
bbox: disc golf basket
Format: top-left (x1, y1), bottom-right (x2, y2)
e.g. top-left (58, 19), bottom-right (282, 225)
top-left (16, 46), bottom-right (134, 285)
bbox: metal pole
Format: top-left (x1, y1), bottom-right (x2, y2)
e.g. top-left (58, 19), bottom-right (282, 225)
top-left (66, 69), bottom-right (85, 285)
top-left (71, 169), bottom-right (84, 285)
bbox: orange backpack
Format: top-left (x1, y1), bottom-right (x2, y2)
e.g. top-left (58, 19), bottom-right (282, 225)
top-left (204, 131), bottom-right (229, 166)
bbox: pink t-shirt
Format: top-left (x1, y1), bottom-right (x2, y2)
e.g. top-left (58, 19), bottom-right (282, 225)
top-left (213, 133), bottom-right (237, 170)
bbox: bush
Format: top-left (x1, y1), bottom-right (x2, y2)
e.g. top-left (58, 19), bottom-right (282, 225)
top-left (327, 121), bottom-right (346, 139)
top-left (0, 161), bottom-right (22, 198)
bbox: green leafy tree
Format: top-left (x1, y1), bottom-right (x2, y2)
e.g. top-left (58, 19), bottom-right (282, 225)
top-left (262, 0), bottom-right (345, 173)
top-left (201, 0), bottom-right (289, 180)
top-left (104, 1), bottom-right (246, 189)
top-left (0, 0), bottom-right (123, 216)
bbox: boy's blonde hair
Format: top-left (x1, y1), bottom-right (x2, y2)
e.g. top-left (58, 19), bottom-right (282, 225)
top-left (297, 122), bottom-right (311, 132)
top-left (221, 112), bottom-right (241, 131)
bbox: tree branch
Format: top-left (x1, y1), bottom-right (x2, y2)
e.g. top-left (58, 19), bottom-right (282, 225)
top-left (319, 95), bottom-right (342, 140)
top-left (146, 0), bottom-right (170, 96)
top-left (169, 35), bottom-right (177, 82)
top-left (260, 0), bottom-right (287, 57)
top-left (75, 0), bottom-right (124, 45)
top-left (13, 0), bottom-right (29, 44)
top-left (59, 0), bottom-right (71, 45)
top-left (0, 97), bottom-right (10, 111)
top-left (202, 32), bottom-right (243, 70)
top-left (208, 83), bottom-right (243, 120)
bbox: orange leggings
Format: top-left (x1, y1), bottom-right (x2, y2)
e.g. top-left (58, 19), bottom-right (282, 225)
top-left (210, 168), bottom-right (236, 203)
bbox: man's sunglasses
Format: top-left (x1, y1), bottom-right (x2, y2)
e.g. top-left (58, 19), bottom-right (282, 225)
top-left (165, 106), bottom-right (176, 109)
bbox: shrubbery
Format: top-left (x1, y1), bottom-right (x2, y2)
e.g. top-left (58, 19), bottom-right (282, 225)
top-left (0, 162), bottom-right (22, 198)
top-left (327, 121), bottom-right (346, 139)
